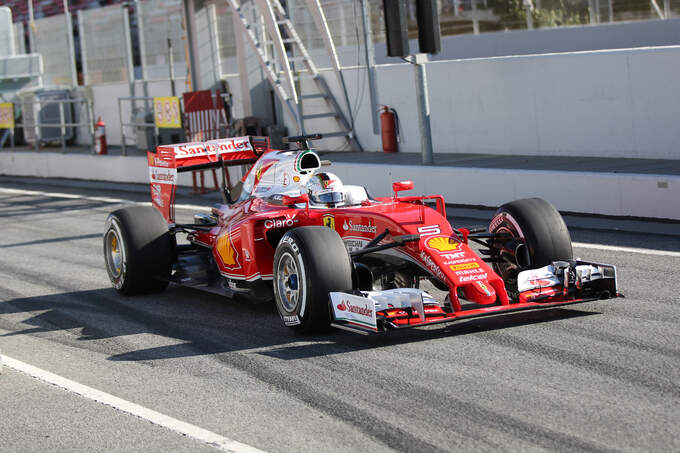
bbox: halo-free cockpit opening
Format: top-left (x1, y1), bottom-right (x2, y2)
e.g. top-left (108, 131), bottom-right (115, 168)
top-left (297, 152), bottom-right (321, 174)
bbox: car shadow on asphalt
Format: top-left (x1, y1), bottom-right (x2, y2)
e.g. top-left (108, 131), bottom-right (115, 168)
top-left (0, 194), bottom-right (118, 219)
top-left (0, 233), bottom-right (102, 249)
top-left (257, 307), bottom-right (600, 360)
top-left (0, 285), bottom-right (600, 362)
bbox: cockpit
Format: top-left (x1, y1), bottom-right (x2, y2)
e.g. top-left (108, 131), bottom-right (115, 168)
top-left (231, 149), bottom-right (370, 207)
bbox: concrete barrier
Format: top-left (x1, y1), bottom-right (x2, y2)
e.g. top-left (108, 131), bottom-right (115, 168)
top-left (329, 162), bottom-right (680, 220)
top-left (2, 150), bottom-right (678, 220)
top-left (324, 46), bottom-right (680, 158)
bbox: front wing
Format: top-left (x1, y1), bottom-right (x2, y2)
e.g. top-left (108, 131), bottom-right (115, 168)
top-left (329, 260), bottom-right (621, 335)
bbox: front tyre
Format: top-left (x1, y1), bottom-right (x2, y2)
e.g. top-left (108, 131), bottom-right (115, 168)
top-left (104, 206), bottom-right (174, 295)
top-left (273, 226), bottom-right (353, 332)
top-left (489, 198), bottom-right (573, 298)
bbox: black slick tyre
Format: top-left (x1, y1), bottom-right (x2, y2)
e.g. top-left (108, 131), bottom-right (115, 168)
top-left (273, 226), bottom-right (353, 332)
top-left (489, 197), bottom-right (573, 298)
top-left (103, 206), bottom-right (174, 295)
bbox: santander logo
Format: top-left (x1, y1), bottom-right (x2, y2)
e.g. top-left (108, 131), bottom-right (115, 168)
top-left (337, 300), bottom-right (373, 317)
top-left (342, 219), bottom-right (377, 233)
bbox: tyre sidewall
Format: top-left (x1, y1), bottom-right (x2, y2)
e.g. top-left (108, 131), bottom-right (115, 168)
top-left (273, 227), bottom-right (353, 332)
top-left (273, 234), bottom-right (308, 328)
top-left (489, 198), bottom-right (572, 298)
top-left (490, 198), bottom-right (572, 269)
top-left (104, 214), bottom-right (131, 293)
top-left (103, 206), bottom-right (173, 295)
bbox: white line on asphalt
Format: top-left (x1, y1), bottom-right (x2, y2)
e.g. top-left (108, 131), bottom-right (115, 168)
top-left (0, 354), bottom-right (265, 453)
top-left (573, 242), bottom-right (680, 257)
top-left (2, 187), bottom-right (679, 258)
top-left (0, 187), bottom-right (208, 211)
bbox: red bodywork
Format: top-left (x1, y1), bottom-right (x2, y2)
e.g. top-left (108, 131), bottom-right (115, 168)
top-left (147, 136), bottom-right (618, 332)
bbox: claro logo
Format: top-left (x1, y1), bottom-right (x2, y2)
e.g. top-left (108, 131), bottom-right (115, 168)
top-left (264, 216), bottom-right (296, 229)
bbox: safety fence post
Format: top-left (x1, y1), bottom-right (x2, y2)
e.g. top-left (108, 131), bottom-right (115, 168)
top-left (87, 99), bottom-right (96, 154)
top-left (58, 101), bottom-right (66, 152)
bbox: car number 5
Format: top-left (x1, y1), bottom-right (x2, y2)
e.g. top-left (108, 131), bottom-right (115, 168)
top-left (418, 225), bottom-right (441, 236)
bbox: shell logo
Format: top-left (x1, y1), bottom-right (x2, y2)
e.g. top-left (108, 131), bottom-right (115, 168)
top-left (426, 236), bottom-right (460, 253)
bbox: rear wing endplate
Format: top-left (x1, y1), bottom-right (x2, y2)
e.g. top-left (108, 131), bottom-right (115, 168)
top-left (147, 136), bottom-right (269, 222)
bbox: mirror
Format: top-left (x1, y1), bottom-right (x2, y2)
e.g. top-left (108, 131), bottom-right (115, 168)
top-left (282, 193), bottom-right (310, 206)
top-left (392, 180), bottom-right (414, 194)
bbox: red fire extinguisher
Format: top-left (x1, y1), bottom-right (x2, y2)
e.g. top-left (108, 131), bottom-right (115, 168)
top-left (379, 106), bottom-right (399, 153)
top-left (94, 116), bottom-right (107, 155)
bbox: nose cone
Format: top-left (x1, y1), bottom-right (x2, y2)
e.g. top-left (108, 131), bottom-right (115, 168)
top-left (462, 280), bottom-right (497, 305)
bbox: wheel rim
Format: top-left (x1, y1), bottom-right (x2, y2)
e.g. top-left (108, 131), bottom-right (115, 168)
top-left (276, 252), bottom-right (300, 312)
top-left (105, 229), bottom-right (123, 279)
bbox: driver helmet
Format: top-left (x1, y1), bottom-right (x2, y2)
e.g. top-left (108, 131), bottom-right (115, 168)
top-left (307, 172), bottom-right (345, 207)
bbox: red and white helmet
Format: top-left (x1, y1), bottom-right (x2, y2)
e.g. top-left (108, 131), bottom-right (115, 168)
top-left (307, 172), bottom-right (345, 206)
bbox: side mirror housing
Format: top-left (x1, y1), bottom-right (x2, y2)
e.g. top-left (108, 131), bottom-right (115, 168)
top-left (282, 193), bottom-right (309, 206)
top-left (392, 180), bottom-right (414, 196)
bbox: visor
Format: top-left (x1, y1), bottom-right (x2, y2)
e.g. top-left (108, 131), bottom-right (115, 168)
top-left (313, 191), bottom-right (344, 204)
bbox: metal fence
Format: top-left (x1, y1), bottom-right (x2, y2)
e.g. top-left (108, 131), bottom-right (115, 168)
top-left (416, 0), bottom-right (680, 35)
top-left (10, 0), bottom-right (680, 91)
top-left (13, 22), bottom-right (25, 55)
top-left (32, 13), bottom-right (77, 87)
top-left (0, 7), bottom-right (14, 56)
top-left (214, 2), bottom-right (238, 65)
top-left (285, 0), bottom-right (375, 67)
top-left (118, 92), bottom-right (231, 155)
top-left (287, 0), bottom-right (680, 46)
top-left (8, 96), bottom-right (94, 152)
top-left (18, 0), bottom-right (680, 91)
top-left (78, 5), bottom-right (132, 85)
top-left (138, 0), bottom-right (188, 82)
top-left (118, 96), bottom-right (158, 156)
top-left (0, 54), bottom-right (42, 80)
top-left (196, 4), bottom-right (222, 90)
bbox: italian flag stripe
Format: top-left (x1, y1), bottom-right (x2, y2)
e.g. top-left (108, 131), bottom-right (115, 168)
top-left (335, 317), bottom-right (378, 331)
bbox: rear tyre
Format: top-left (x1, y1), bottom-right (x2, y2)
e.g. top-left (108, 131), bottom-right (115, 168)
top-left (273, 226), bottom-right (353, 332)
top-left (489, 198), bottom-right (572, 298)
top-left (104, 206), bottom-right (174, 295)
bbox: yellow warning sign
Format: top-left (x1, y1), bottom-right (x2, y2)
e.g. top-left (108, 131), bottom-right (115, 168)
top-left (153, 96), bottom-right (181, 129)
top-left (0, 103), bottom-right (14, 129)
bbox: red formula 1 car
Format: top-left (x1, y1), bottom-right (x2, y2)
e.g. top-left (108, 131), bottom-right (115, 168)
top-left (103, 135), bottom-right (621, 334)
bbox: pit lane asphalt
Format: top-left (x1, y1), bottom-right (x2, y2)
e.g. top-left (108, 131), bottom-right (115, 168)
top-left (0, 176), bottom-right (679, 452)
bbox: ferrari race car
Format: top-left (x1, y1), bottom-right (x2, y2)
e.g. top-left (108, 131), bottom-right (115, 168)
top-left (103, 134), bottom-right (621, 334)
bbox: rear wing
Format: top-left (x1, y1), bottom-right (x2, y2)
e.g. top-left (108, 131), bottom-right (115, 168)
top-left (148, 136), bottom-right (270, 222)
